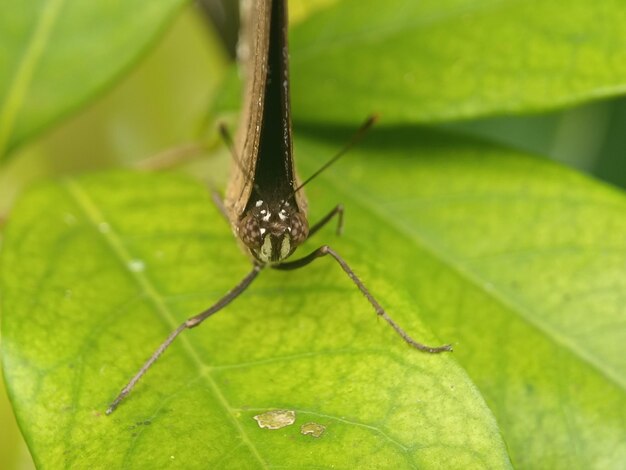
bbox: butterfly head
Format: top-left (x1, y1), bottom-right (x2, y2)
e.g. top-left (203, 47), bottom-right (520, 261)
top-left (237, 199), bottom-right (308, 264)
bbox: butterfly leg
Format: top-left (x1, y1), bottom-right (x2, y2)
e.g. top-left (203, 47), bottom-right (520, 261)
top-left (133, 142), bottom-right (207, 171)
top-left (211, 190), bottom-right (230, 222)
top-left (274, 246), bottom-right (452, 353)
top-left (106, 265), bottom-right (262, 414)
top-left (307, 205), bottom-right (344, 238)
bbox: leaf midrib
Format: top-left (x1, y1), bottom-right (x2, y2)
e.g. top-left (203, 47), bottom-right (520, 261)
top-left (0, 0), bottom-right (66, 156)
top-left (62, 178), bottom-right (268, 468)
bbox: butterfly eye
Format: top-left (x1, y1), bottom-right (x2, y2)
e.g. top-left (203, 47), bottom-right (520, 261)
top-left (238, 214), bottom-right (263, 249)
top-left (289, 212), bottom-right (309, 245)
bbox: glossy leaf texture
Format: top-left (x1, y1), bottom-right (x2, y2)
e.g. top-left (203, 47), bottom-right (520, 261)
top-left (289, 0), bottom-right (626, 124)
top-left (1, 168), bottom-right (511, 469)
top-left (294, 128), bottom-right (626, 469)
top-left (0, 0), bottom-right (185, 158)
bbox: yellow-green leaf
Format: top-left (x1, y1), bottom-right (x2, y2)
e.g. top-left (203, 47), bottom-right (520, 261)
top-left (296, 127), bottom-right (626, 468)
top-left (290, 0), bottom-right (626, 124)
top-left (1, 167), bottom-right (511, 468)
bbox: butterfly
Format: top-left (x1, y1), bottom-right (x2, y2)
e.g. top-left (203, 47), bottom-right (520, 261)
top-left (106, 0), bottom-right (450, 415)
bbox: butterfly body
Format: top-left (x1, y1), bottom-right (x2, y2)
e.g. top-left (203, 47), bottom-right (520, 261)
top-left (226, 0), bottom-right (308, 264)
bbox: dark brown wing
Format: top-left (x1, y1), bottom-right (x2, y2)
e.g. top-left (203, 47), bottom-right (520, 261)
top-left (224, 0), bottom-right (307, 226)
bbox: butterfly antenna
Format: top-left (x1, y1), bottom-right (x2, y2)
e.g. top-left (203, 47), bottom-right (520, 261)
top-left (291, 114), bottom-right (378, 197)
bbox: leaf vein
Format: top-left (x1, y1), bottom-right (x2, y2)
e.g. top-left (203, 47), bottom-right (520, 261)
top-left (321, 169), bottom-right (626, 391)
top-left (0, 0), bottom-right (65, 154)
top-left (62, 178), bottom-right (269, 469)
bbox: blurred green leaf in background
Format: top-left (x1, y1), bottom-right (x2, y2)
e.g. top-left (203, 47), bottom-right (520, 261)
top-left (1, 0), bottom-right (625, 469)
top-left (0, 0), bottom-right (187, 158)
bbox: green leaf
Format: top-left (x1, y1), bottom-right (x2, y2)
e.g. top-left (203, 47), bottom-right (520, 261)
top-left (1, 169), bottom-right (510, 468)
top-left (290, 0), bottom-right (626, 124)
top-left (295, 127), bottom-right (626, 468)
top-left (0, 0), bottom-right (186, 159)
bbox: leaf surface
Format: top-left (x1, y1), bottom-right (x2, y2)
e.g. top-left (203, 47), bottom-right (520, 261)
top-left (295, 127), bottom-right (626, 469)
top-left (1, 166), bottom-right (510, 468)
top-left (0, 0), bottom-right (185, 158)
top-left (290, 0), bottom-right (626, 124)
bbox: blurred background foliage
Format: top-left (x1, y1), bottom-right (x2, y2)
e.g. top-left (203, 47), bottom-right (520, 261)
top-left (0, 0), bottom-right (625, 468)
